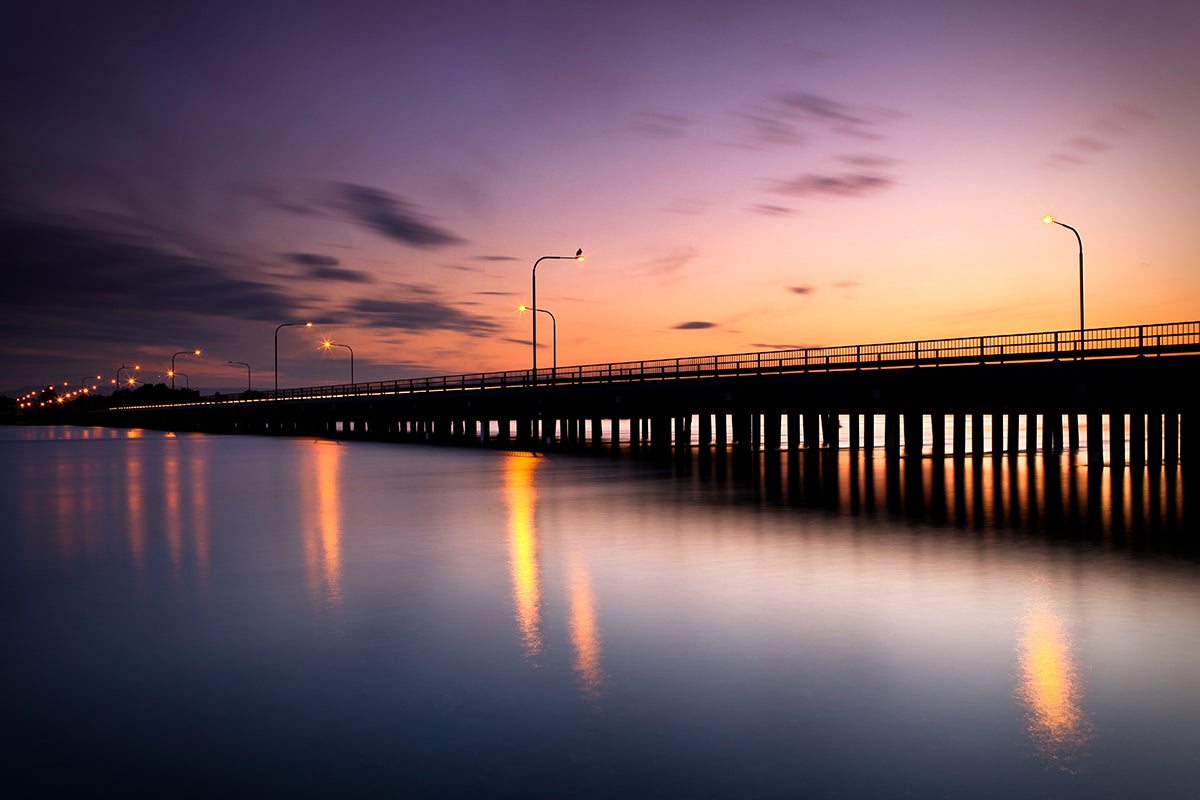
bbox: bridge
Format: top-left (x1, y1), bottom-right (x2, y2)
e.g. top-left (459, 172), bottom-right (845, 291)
top-left (92, 320), bottom-right (1199, 467)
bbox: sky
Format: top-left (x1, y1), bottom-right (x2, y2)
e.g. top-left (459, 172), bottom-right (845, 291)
top-left (3, 0), bottom-right (1199, 396)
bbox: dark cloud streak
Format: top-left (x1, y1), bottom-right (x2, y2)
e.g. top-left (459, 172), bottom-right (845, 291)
top-left (333, 183), bottom-right (465, 248)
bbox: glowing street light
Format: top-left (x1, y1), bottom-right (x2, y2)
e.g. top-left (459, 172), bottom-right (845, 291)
top-left (170, 349), bottom-right (201, 389)
top-left (519, 305), bottom-right (557, 377)
top-left (116, 364), bottom-right (140, 385)
top-left (275, 321), bottom-right (312, 392)
top-left (80, 375), bottom-right (101, 393)
top-left (531, 249), bottom-right (583, 381)
top-left (228, 361), bottom-right (252, 392)
top-left (321, 340), bottom-right (355, 385)
top-left (1043, 216), bottom-right (1085, 351)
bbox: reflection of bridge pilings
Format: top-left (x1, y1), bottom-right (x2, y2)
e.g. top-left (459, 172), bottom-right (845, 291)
top-left (677, 446), bottom-right (1192, 552)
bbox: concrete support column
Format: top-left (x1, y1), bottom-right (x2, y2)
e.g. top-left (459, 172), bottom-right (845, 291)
top-left (930, 411), bottom-right (945, 458)
top-left (699, 413), bottom-right (713, 447)
top-left (1007, 412), bottom-right (1021, 456)
top-left (732, 413), bottom-right (751, 450)
top-left (804, 411), bottom-right (821, 451)
top-left (716, 412), bottom-right (728, 448)
top-left (1043, 411), bottom-right (1063, 452)
top-left (991, 411), bottom-right (1005, 456)
top-left (903, 411), bottom-right (923, 457)
top-left (787, 414), bottom-right (801, 452)
top-left (884, 410), bottom-right (901, 455)
top-left (1109, 411), bottom-right (1126, 468)
top-left (849, 412), bottom-right (861, 451)
top-left (1129, 411), bottom-right (1145, 467)
top-left (1147, 411), bottom-right (1162, 465)
top-left (1086, 411), bottom-right (1102, 460)
top-left (1068, 414), bottom-right (1080, 450)
top-left (652, 416), bottom-right (672, 451)
top-left (765, 411), bottom-right (782, 451)
top-left (863, 413), bottom-right (875, 452)
top-left (952, 412), bottom-right (966, 458)
top-left (822, 413), bottom-right (839, 449)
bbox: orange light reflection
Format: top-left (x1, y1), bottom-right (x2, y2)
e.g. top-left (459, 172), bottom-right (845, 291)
top-left (505, 453), bottom-right (543, 659)
top-left (569, 562), bottom-right (606, 704)
top-left (1015, 580), bottom-right (1093, 770)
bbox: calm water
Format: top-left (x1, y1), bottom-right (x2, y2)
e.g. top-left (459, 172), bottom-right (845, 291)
top-left (2, 425), bottom-right (1198, 798)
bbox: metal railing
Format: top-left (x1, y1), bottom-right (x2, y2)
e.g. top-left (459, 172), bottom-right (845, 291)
top-left (136, 321), bottom-right (1200, 408)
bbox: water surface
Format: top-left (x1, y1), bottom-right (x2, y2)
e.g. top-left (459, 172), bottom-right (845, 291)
top-left (2, 426), bottom-right (1197, 798)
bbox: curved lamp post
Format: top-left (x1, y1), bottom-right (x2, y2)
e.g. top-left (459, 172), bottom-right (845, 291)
top-left (531, 249), bottom-right (583, 381)
top-left (228, 361), bottom-right (251, 392)
top-left (1043, 216), bottom-right (1084, 352)
top-left (321, 340), bottom-right (354, 384)
top-left (80, 375), bottom-right (101, 394)
top-left (274, 322), bottom-right (312, 393)
top-left (519, 305), bottom-right (557, 377)
top-left (170, 349), bottom-right (201, 389)
top-left (172, 372), bottom-right (189, 389)
top-left (116, 364), bottom-right (141, 385)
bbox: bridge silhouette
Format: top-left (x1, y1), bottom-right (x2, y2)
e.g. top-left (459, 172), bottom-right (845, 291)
top-left (95, 320), bottom-right (1198, 466)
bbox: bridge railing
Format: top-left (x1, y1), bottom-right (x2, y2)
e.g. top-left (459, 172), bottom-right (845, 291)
top-left (182, 320), bottom-right (1200, 406)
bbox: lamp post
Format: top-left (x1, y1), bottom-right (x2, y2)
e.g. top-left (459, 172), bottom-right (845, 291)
top-left (228, 361), bottom-right (251, 392)
top-left (171, 349), bottom-right (201, 389)
top-left (80, 375), bottom-right (100, 394)
top-left (274, 322), bottom-right (312, 393)
top-left (172, 372), bottom-right (189, 389)
top-left (519, 305), bottom-right (557, 378)
top-left (321, 340), bottom-right (354, 384)
top-left (531, 249), bottom-right (583, 382)
top-left (1043, 216), bottom-right (1084, 352)
top-left (116, 364), bottom-right (140, 385)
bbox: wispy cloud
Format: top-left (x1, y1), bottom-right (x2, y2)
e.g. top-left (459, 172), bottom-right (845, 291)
top-left (673, 321), bottom-right (717, 330)
top-left (750, 203), bottom-right (796, 217)
top-left (306, 266), bottom-right (376, 283)
top-left (284, 252), bottom-right (340, 267)
top-left (637, 247), bottom-right (699, 286)
top-left (1, 217), bottom-right (297, 322)
top-left (331, 183), bottom-right (465, 248)
top-left (631, 110), bottom-right (693, 139)
top-left (1043, 104), bottom-right (1153, 170)
top-left (347, 298), bottom-right (501, 335)
top-left (767, 172), bottom-right (893, 198)
top-left (789, 285), bottom-right (816, 294)
top-left (737, 90), bottom-right (903, 149)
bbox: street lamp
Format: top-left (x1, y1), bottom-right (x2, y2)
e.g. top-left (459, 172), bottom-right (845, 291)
top-left (1043, 216), bottom-right (1084, 351)
top-left (228, 361), bottom-right (251, 392)
top-left (321, 340), bottom-right (355, 384)
top-left (519, 305), bottom-right (557, 377)
top-left (172, 372), bottom-right (189, 389)
top-left (275, 322), bottom-right (312, 392)
top-left (531, 249), bottom-right (583, 381)
top-left (171, 349), bottom-right (201, 389)
top-left (116, 364), bottom-right (140, 385)
top-left (80, 375), bottom-right (101, 393)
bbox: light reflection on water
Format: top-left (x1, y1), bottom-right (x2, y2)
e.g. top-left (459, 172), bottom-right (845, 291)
top-left (506, 452), bottom-right (544, 659)
top-left (1, 426), bottom-right (1198, 799)
top-left (1015, 579), bottom-right (1093, 770)
top-left (302, 442), bottom-right (345, 617)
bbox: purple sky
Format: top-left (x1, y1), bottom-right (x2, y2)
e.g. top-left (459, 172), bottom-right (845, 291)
top-left (4, 0), bottom-right (1198, 395)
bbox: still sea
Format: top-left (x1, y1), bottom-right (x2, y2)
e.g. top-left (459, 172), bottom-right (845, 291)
top-left (2, 425), bottom-right (1198, 798)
